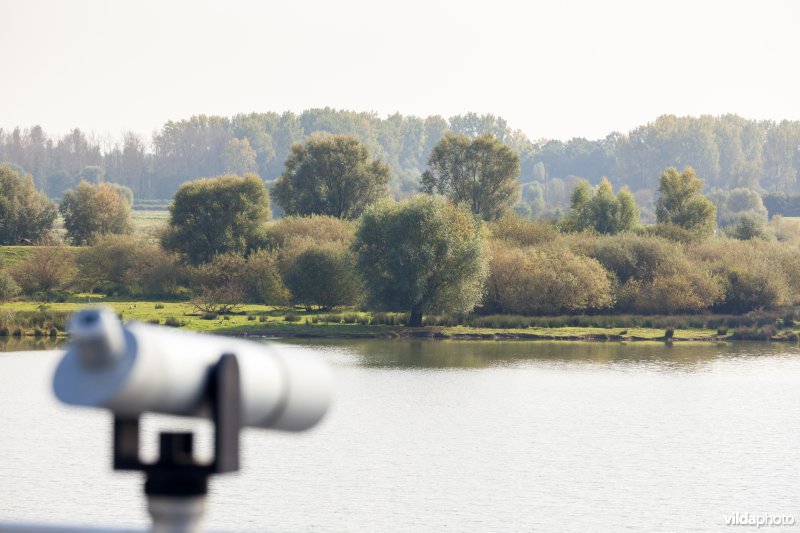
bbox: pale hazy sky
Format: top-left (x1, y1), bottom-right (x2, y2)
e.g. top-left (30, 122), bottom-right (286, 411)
top-left (1, 0), bottom-right (798, 142)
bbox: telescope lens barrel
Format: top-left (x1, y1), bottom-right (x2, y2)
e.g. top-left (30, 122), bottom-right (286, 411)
top-left (53, 309), bottom-right (332, 431)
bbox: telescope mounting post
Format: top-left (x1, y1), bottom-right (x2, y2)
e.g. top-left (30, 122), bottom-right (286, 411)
top-left (112, 353), bottom-right (241, 532)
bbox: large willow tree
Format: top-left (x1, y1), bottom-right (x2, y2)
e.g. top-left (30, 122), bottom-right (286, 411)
top-left (353, 195), bottom-right (488, 327)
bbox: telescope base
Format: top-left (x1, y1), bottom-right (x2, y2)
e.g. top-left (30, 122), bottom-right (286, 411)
top-left (147, 496), bottom-right (206, 533)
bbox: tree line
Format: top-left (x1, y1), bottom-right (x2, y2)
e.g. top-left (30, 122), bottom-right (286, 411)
top-left (2, 111), bottom-right (800, 211)
top-left (0, 127), bottom-right (798, 326)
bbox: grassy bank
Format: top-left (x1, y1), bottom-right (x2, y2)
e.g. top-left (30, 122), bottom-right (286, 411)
top-left (0, 298), bottom-right (797, 342)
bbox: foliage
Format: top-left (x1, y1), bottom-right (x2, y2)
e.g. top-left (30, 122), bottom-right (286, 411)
top-left (353, 195), bottom-right (488, 326)
top-left (655, 167), bottom-right (716, 237)
top-left (189, 253), bottom-right (248, 314)
top-left (241, 249), bottom-right (290, 305)
top-left (726, 213), bottom-right (769, 240)
top-left (0, 164), bottom-right (57, 244)
top-left (10, 247), bottom-right (76, 296)
top-left (709, 187), bottom-right (767, 227)
top-left (76, 234), bottom-right (184, 297)
top-left (422, 133), bottom-right (520, 221)
top-left (482, 244), bottom-right (614, 315)
top-left (263, 215), bottom-right (355, 249)
top-left (0, 271), bottom-right (21, 301)
top-left (284, 244), bottom-right (362, 310)
top-left (581, 234), bottom-right (677, 283)
top-left (489, 213), bottom-right (559, 247)
top-left (715, 267), bottom-right (786, 314)
top-left (564, 177), bottom-right (639, 233)
top-left (162, 173), bottom-right (270, 264)
top-left (60, 181), bottom-right (133, 244)
top-left (273, 135), bottom-right (390, 219)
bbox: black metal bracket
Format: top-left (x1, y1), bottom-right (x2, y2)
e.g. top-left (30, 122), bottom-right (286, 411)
top-left (113, 353), bottom-right (241, 497)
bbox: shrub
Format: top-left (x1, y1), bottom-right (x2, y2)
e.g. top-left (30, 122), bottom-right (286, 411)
top-left (164, 316), bottom-right (185, 327)
top-left (284, 312), bottom-right (302, 322)
top-left (0, 271), bottom-right (21, 301)
top-left (49, 327), bottom-right (58, 337)
top-left (264, 215), bottom-right (355, 250)
top-left (726, 214), bottom-right (769, 241)
top-left (146, 318), bottom-right (160, 325)
top-left (242, 249), bottom-right (290, 305)
top-left (189, 253), bottom-right (247, 314)
top-left (11, 247), bottom-right (76, 296)
top-left (714, 267), bottom-right (786, 314)
top-left (482, 244), bottom-right (614, 315)
top-left (247, 315), bottom-right (256, 321)
top-left (617, 269), bottom-right (724, 314)
top-left (284, 244), bottom-right (362, 311)
top-left (490, 213), bottom-right (559, 247)
top-left (155, 303), bottom-right (165, 309)
top-left (582, 234), bottom-right (677, 283)
top-left (635, 223), bottom-right (696, 243)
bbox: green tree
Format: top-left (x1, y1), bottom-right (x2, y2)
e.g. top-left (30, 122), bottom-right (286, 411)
top-left (353, 195), bottom-right (488, 327)
top-left (565, 177), bottom-right (639, 234)
top-left (0, 164), bottom-right (56, 244)
top-left (655, 167), bottom-right (716, 237)
top-left (422, 133), bottom-right (520, 221)
top-left (284, 244), bottom-right (362, 310)
top-left (273, 135), bottom-right (390, 219)
top-left (223, 138), bottom-right (258, 175)
top-left (60, 181), bottom-right (133, 245)
top-left (162, 173), bottom-right (270, 264)
top-left (727, 213), bottom-right (768, 240)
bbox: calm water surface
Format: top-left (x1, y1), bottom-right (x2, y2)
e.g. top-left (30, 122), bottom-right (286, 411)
top-left (2, 339), bottom-right (800, 532)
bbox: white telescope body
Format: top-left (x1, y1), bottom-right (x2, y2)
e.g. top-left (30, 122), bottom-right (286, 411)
top-left (53, 309), bottom-right (331, 431)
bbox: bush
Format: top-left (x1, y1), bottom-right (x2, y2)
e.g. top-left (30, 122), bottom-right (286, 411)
top-left (264, 215), bottom-right (356, 250)
top-left (635, 223), bottom-right (696, 243)
top-left (60, 181), bottom-right (133, 245)
top-left (242, 249), bottom-right (290, 305)
top-left (489, 213), bottom-right (559, 247)
top-left (726, 213), bottom-right (769, 241)
top-left (155, 303), bottom-right (165, 309)
top-left (189, 253), bottom-right (247, 314)
top-left (164, 316), bottom-right (185, 327)
top-left (284, 312), bottom-right (302, 322)
top-left (715, 267), bottom-right (786, 314)
top-left (11, 247), bottom-right (76, 296)
top-left (582, 234), bottom-right (677, 283)
top-left (0, 271), bottom-right (21, 301)
top-left (482, 244), bottom-right (614, 315)
top-left (617, 269), bottom-right (724, 314)
top-left (284, 244), bottom-right (362, 311)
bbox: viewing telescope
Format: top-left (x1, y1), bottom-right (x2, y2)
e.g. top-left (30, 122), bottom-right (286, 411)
top-left (47, 308), bottom-right (333, 533)
top-left (54, 308), bottom-right (332, 431)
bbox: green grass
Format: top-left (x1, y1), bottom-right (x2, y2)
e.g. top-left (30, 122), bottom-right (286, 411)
top-left (0, 245), bottom-right (80, 267)
top-left (0, 299), bottom-right (742, 341)
top-left (132, 209), bottom-right (169, 241)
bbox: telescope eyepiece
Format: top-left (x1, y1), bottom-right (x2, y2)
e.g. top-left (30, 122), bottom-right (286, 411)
top-left (67, 308), bottom-right (127, 370)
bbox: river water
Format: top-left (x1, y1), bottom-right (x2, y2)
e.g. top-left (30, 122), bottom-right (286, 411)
top-left (2, 339), bottom-right (800, 532)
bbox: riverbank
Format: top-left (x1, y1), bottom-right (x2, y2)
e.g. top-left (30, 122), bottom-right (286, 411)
top-left (0, 299), bottom-right (798, 343)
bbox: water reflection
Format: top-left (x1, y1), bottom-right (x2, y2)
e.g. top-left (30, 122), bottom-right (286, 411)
top-left (0, 336), bottom-right (64, 353)
top-left (280, 338), bottom-right (799, 371)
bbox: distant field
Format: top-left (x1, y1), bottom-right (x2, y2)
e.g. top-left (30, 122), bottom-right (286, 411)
top-left (132, 209), bottom-right (169, 241)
